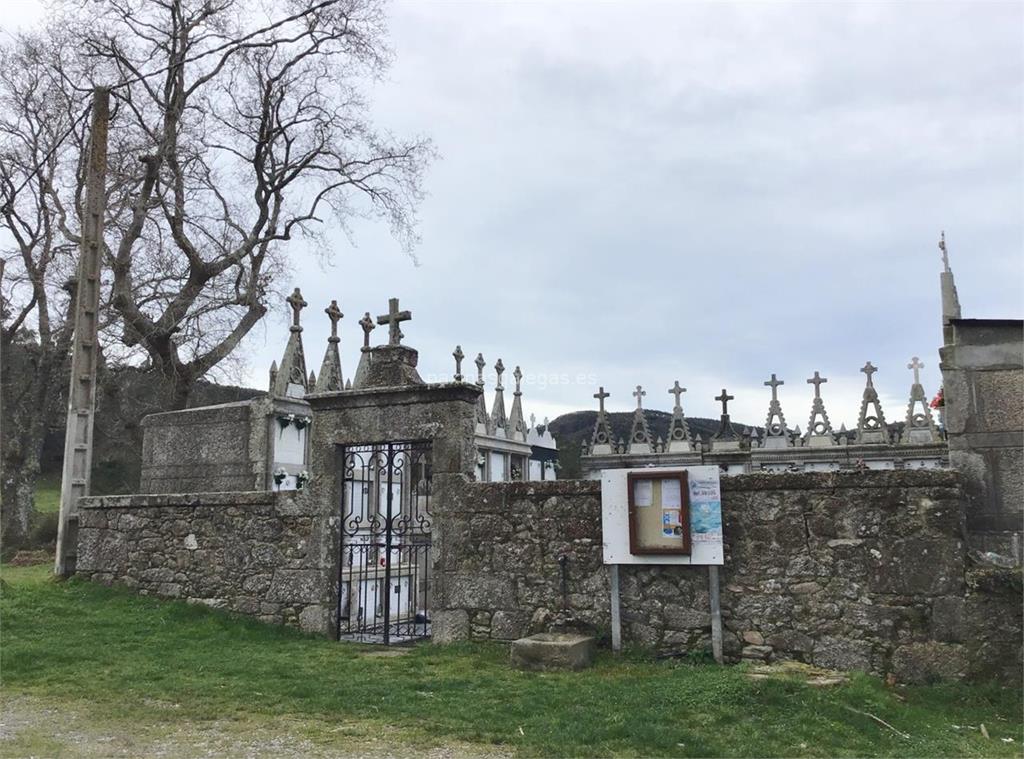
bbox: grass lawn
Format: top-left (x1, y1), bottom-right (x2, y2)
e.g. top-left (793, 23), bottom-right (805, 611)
top-left (1, 562), bottom-right (1021, 758)
top-left (32, 475), bottom-right (61, 514)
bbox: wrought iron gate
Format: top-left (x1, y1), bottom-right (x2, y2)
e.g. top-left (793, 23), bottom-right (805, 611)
top-left (336, 441), bottom-right (432, 644)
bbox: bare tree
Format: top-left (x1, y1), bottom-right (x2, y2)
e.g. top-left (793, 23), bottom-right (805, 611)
top-left (0, 0), bottom-right (433, 546)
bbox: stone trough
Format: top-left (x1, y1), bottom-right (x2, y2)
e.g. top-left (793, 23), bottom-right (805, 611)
top-left (510, 633), bottom-right (596, 671)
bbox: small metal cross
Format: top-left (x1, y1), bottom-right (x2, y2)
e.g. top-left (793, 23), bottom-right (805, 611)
top-left (376, 297), bottom-right (411, 346)
top-left (475, 353), bottom-right (486, 385)
top-left (764, 373), bottom-right (784, 401)
top-left (324, 300), bottom-right (343, 340)
top-left (716, 388), bottom-right (734, 416)
top-left (358, 312), bottom-right (375, 349)
top-left (668, 380), bottom-right (686, 409)
top-left (452, 345), bottom-right (464, 382)
top-left (860, 361), bottom-right (878, 388)
top-left (513, 365), bottom-right (523, 394)
top-left (807, 371), bottom-right (827, 398)
top-left (494, 359), bottom-right (505, 390)
top-left (908, 356), bottom-right (924, 385)
top-left (286, 287), bottom-right (307, 329)
top-left (633, 385), bottom-right (646, 410)
top-left (594, 386), bottom-right (610, 414)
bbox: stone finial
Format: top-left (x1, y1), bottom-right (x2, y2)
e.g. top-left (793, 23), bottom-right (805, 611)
top-left (804, 371), bottom-right (835, 446)
top-left (668, 381), bottom-right (686, 410)
top-left (939, 230), bottom-right (962, 345)
top-left (345, 378), bottom-right (352, 390)
top-left (316, 300), bottom-right (345, 392)
top-left (530, 413), bottom-right (536, 429)
top-left (939, 230), bottom-right (950, 273)
top-left (308, 370), bottom-right (316, 386)
top-left (377, 297), bottom-right (411, 346)
top-left (513, 366), bottom-right (523, 395)
top-left (453, 345), bottom-right (465, 382)
top-left (286, 287), bottom-right (307, 331)
top-left (475, 353), bottom-right (486, 386)
top-left (490, 358), bottom-right (507, 432)
top-left (856, 361), bottom-right (887, 445)
top-left (358, 312), bottom-right (375, 350)
top-left (633, 385), bottom-right (646, 410)
top-left (712, 388), bottom-right (739, 445)
top-left (901, 355), bottom-right (940, 444)
top-left (268, 360), bottom-right (278, 392)
top-left (507, 364), bottom-right (527, 441)
top-left (762, 374), bottom-right (790, 446)
top-left (325, 300), bottom-right (343, 339)
top-left (590, 386), bottom-right (614, 454)
top-left (666, 381), bottom-right (693, 452)
top-left (628, 385), bottom-right (653, 453)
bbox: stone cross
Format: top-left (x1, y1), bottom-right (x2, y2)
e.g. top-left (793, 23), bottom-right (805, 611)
top-left (807, 371), bottom-right (827, 398)
top-left (716, 388), bottom-right (734, 416)
top-left (669, 380), bottom-right (686, 409)
top-left (286, 287), bottom-right (307, 330)
top-left (908, 356), bottom-right (924, 385)
top-left (513, 365), bottom-right (523, 394)
top-left (376, 297), bottom-right (411, 346)
top-left (452, 345), bottom-right (464, 382)
top-left (358, 312), bottom-right (375, 349)
top-left (939, 230), bottom-right (949, 272)
top-left (324, 300), bottom-right (343, 340)
top-left (861, 361), bottom-right (878, 388)
top-left (494, 359), bottom-right (505, 389)
top-left (530, 413), bottom-right (536, 429)
top-left (594, 386), bottom-right (609, 414)
top-left (475, 353), bottom-right (486, 385)
top-left (764, 373), bottom-right (784, 401)
top-left (633, 385), bottom-right (646, 410)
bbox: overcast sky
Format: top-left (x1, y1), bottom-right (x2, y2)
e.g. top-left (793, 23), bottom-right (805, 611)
top-left (5, 1), bottom-right (1023, 428)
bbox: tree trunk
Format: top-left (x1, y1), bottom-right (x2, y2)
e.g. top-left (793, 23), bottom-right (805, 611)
top-left (1, 463), bottom-right (39, 555)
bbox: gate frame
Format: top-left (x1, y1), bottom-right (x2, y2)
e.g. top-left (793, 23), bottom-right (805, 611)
top-left (335, 438), bottom-right (433, 645)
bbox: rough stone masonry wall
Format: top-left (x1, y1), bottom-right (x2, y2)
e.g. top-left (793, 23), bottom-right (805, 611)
top-left (76, 490), bottom-right (334, 634)
top-left (432, 470), bottom-right (1022, 684)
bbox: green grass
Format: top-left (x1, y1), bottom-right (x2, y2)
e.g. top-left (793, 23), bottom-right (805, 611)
top-left (2, 563), bottom-right (1021, 758)
top-left (32, 474), bottom-right (61, 514)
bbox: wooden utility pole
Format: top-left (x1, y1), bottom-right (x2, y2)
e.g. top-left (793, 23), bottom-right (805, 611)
top-left (55, 87), bottom-right (109, 576)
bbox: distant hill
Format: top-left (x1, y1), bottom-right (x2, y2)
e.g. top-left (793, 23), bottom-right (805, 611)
top-left (546, 410), bottom-right (759, 478)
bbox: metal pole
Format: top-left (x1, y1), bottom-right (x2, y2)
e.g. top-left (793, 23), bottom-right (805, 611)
top-left (609, 564), bottom-right (622, 652)
top-left (709, 565), bottom-right (723, 664)
top-left (55, 87), bottom-right (109, 576)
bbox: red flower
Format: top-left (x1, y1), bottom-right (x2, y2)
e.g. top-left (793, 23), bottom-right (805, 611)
top-left (930, 388), bottom-right (944, 409)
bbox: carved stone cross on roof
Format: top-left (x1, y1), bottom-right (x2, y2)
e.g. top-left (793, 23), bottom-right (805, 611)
top-left (764, 373), bottom-right (784, 401)
top-left (494, 359), bottom-right (505, 389)
top-left (286, 287), bottom-right (307, 330)
top-left (358, 312), bottom-right (375, 349)
top-left (939, 231), bottom-right (950, 272)
top-left (807, 371), bottom-right (827, 398)
top-left (594, 386), bottom-right (610, 414)
top-left (324, 300), bottom-right (343, 340)
top-left (716, 388), bottom-right (734, 416)
top-left (475, 353), bottom-right (486, 385)
top-left (513, 366), bottom-right (523, 394)
top-left (633, 385), bottom-right (646, 410)
top-left (376, 297), bottom-right (411, 346)
top-left (669, 381), bottom-right (686, 409)
top-left (452, 345), bottom-right (464, 382)
top-left (908, 356), bottom-right (924, 385)
top-left (861, 361), bottom-right (878, 388)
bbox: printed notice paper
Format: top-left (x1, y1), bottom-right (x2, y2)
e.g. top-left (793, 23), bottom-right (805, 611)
top-left (634, 479), bottom-right (653, 506)
top-left (661, 478), bottom-right (681, 507)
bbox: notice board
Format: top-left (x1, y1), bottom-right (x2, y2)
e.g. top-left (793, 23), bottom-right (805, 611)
top-left (602, 466), bottom-right (723, 565)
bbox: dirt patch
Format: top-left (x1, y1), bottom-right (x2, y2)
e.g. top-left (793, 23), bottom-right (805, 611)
top-left (0, 695), bottom-right (511, 759)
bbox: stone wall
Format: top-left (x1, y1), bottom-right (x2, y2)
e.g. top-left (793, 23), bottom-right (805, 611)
top-left (432, 470), bottom-right (1022, 683)
top-left (76, 490), bottom-right (334, 633)
top-left (940, 318), bottom-right (1023, 561)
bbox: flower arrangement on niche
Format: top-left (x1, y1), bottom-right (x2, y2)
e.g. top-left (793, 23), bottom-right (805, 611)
top-left (296, 470), bottom-right (311, 489)
top-left (273, 467), bottom-right (288, 487)
top-left (276, 414), bottom-right (312, 432)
